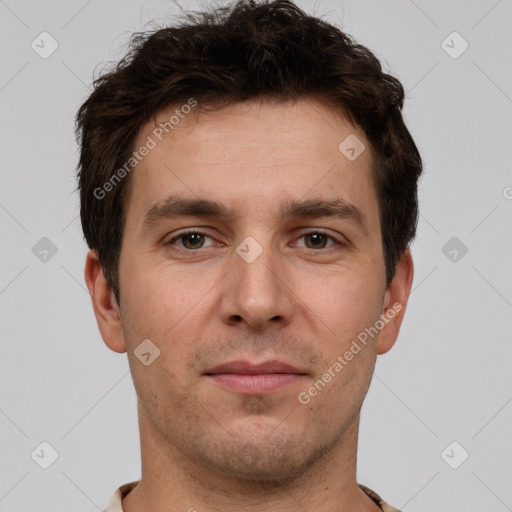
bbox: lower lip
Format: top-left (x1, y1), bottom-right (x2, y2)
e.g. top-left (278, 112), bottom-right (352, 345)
top-left (206, 374), bottom-right (305, 394)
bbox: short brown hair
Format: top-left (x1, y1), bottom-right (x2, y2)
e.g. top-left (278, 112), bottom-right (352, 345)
top-left (76, 0), bottom-right (422, 304)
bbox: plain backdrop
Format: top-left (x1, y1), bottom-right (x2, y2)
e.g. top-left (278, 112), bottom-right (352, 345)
top-left (0, 0), bottom-right (511, 510)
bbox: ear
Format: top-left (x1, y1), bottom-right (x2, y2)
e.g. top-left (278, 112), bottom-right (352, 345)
top-left (84, 250), bottom-right (127, 353)
top-left (376, 248), bottom-right (414, 355)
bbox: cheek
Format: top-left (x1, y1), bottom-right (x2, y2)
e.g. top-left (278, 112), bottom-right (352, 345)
top-left (120, 262), bottom-right (216, 369)
top-left (316, 275), bottom-right (382, 398)
top-left (121, 260), bottom-right (192, 330)
top-left (300, 271), bottom-right (383, 346)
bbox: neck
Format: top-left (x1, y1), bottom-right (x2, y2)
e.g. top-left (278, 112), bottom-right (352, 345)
top-left (122, 407), bottom-right (380, 512)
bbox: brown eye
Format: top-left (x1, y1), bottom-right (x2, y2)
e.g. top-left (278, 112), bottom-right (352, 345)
top-left (295, 232), bottom-right (339, 250)
top-left (168, 231), bottom-right (214, 250)
top-left (181, 233), bottom-right (206, 249)
top-left (303, 232), bottom-right (331, 249)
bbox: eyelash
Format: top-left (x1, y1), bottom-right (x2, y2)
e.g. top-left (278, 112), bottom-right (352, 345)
top-left (166, 230), bottom-right (345, 252)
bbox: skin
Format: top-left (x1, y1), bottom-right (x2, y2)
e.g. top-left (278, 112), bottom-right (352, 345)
top-left (85, 98), bottom-right (413, 512)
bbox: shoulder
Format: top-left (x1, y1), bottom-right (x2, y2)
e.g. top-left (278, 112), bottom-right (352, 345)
top-left (358, 484), bottom-right (403, 512)
top-left (102, 481), bottom-right (139, 512)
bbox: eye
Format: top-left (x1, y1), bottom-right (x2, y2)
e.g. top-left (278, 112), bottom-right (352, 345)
top-left (166, 230), bottom-right (344, 252)
top-left (293, 231), bottom-right (340, 250)
top-left (167, 231), bottom-right (216, 250)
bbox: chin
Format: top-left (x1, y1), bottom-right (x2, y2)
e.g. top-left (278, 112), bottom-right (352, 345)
top-left (193, 424), bottom-right (335, 484)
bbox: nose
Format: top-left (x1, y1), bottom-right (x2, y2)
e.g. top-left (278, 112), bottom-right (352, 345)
top-left (218, 238), bottom-right (295, 331)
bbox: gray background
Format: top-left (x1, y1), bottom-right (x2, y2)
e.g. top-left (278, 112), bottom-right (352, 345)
top-left (1, 0), bottom-right (511, 510)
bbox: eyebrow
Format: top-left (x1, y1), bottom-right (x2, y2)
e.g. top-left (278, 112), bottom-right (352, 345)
top-left (142, 195), bottom-right (368, 234)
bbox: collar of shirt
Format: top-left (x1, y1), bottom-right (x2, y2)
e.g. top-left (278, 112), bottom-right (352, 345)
top-left (102, 481), bottom-right (403, 512)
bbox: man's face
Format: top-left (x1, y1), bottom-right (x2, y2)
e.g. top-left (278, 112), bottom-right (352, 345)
top-left (114, 99), bottom-right (394, 481)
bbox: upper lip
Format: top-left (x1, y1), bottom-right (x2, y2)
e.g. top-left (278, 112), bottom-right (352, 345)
top-left (204, 359), bottom-right (306, 375)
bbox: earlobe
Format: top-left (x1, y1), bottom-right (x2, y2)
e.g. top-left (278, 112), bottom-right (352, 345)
top-left (376, 249), bottom-right (414, 355)
top-left (84, 250), bottom-right (127, 354)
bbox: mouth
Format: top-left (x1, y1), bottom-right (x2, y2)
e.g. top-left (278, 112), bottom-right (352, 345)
top-left (203, 360), bottom-right (308, 395)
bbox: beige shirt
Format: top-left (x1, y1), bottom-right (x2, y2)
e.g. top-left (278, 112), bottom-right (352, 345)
top-left (103, 481), bottom-right (402, 511)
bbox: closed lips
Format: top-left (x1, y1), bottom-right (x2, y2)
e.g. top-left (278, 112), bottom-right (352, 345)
top-left (204, 360), bottom-right (307, 375)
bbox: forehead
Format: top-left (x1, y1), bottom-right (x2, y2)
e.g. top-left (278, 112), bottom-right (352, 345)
top-left (125, 98), bottom-right (379, 232)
